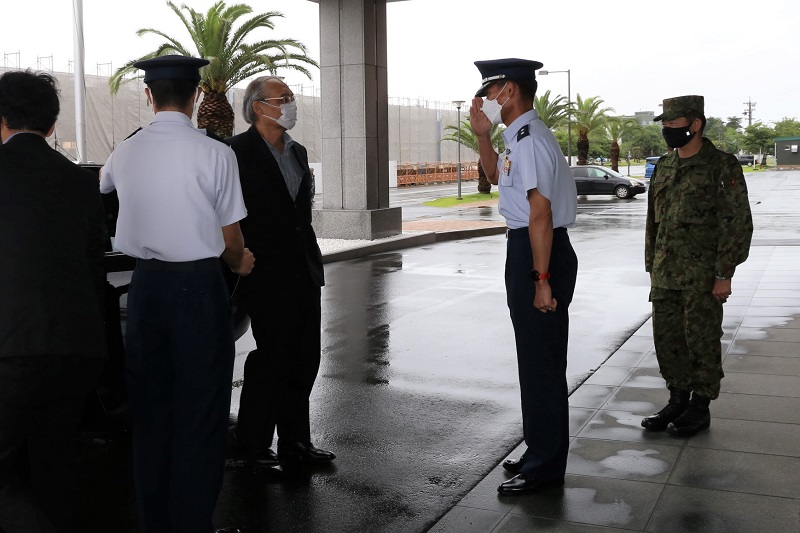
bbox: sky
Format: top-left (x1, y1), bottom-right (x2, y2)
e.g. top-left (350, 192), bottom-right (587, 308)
top-left (2, 0), bottom-right (798, 124)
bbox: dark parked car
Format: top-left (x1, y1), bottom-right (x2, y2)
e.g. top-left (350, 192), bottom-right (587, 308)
top-left (570, 165), bottom-right (647, 199)
top-left (644, 156), bottom-right (661, 179)
top-left (737, 154), bottom-right (755, 166)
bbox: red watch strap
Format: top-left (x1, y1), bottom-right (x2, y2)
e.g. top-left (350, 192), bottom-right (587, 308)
top-left (538, 271), bottom-right (551, 280)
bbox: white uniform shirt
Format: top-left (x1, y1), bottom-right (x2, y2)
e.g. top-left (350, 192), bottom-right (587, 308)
top-left (497, 109), bottom-right (577, 230)
top-left (99, 111), bottom-right (247, 261)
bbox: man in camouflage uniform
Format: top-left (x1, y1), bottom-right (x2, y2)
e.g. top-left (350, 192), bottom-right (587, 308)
top-left (642, 95), bottom-right (753, 437)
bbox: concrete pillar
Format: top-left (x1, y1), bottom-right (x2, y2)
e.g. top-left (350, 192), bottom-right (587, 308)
top-left (311, 0), bottom-right (402, 240)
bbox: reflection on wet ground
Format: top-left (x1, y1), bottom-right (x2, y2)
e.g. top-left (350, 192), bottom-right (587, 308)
top-left (74, 172), bottom-right (799, 532)
top-left (433, 243), bottom-right (800, 533)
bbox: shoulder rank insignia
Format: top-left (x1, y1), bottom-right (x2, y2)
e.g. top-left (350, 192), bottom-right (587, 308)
top-left (516, 125), bottom-right (530, 142)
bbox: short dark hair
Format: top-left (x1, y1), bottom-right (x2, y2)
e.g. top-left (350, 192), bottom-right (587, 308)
top-left (0, 69), bottom-right (60, 135)
top-left (146, 78), bottom-right (199, 108)
top-left (512, 78), bottom-right (537, 102)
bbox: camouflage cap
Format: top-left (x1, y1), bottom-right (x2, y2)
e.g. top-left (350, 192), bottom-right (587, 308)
top-left (653, 95), bottom-right (704, 122)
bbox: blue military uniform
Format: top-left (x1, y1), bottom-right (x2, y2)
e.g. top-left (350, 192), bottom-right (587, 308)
top-left (99, 55), bottom-right (247, 533)
top-left (474, 59), bottom-right (579, 490)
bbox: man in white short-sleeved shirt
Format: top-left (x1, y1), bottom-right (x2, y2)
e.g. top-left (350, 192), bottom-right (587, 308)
top-left (470, 58), bottom-right (578, 496)
top-left (99, 55), bottom-right (254, 533)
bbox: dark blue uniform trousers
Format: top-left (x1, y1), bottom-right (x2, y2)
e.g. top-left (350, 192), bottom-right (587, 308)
top-left (505, 227), bottom-right (578, 480)
top-left (125, 259), bottom-right (234, 533)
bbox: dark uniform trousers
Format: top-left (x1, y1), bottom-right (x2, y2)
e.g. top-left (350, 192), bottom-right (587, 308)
top-left (506, 227), bottom-right (578, 480)
top-left (125, 258), bottom-right (234, 533)
top-left (236, 264), bottom-right (322, 451)
top-left (650, 288), bottom-right (724, 399)
top-left (0, 355), bottom-right (103, 533)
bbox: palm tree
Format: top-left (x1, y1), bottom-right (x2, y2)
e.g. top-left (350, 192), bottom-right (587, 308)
top-left (573, 94), bottom-right (614, 165)
top-left (109, 1), bottom-right (318, 138)
top-left (534, 90), bottom-right (570, 130)
top-left (441, 119), bottom-right (505, 194)
top-left (606, 117), bottom-right (641, 172)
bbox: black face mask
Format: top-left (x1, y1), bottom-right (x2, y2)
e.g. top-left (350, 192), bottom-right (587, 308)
top-left (662, 125), bottom-right (695, 148)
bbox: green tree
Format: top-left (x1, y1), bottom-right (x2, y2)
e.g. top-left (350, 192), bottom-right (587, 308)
top-left (588, 129), bottom-right (610, 162)
top-left (605, 117), bottom-right (641, 172)
top-left (726, 116), bottom-right (743, 130)
top-left (442, 119), bottom-right (505, 194)
top-left (109, 1), bottom-right (318, 138)
top-left (774, 117), bottom-right (800, 138)
top-left (534, 89), bottom-right (569, 130)
top-left (743, 123), bottom-right (776, 155)
top-left (623, 124), bottom-right (666, 159)
top-left (572, 94), bottom-right (614, 165)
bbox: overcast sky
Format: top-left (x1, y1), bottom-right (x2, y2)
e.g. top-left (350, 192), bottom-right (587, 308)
top-left (2, 0), bottom-right (797, 124)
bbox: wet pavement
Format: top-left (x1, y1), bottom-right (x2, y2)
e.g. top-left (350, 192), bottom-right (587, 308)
top-left (75, 171), bottom-right (799, 532)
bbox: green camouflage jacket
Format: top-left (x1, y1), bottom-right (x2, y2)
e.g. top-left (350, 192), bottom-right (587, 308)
top-left (645, 138), bottom-right (753, 290)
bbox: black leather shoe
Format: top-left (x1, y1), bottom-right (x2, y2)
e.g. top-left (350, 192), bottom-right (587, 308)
top-left (641, 387), bottom-right (690, 431)
top-left (278, 441), bottom-right (336, 463)
top-left (231, 434), bottom-right (279, 468)
top-left (502, 458), bottom-right (524, 474)
top-left (667, 393), bottom-right (711, 437)
top-left (497, 474), bottom-right (564, 495)
top-left (216, 529), bottom-right (241, 533)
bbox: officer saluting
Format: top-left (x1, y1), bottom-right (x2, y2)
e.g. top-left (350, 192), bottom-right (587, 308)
top-left (469, 58), bottom-right (578, 495)
top-left (99, 55), bottom-right (254, 532)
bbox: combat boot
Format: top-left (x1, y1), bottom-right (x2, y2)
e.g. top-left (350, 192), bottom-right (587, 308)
top-left (641, 387), bottom-right (690, 431)
top-left (667, 393), bottom-right (711, 437)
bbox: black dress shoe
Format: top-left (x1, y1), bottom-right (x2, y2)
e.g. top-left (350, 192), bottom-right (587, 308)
top-left (278, 441), bottom-right (336, 463)
top-left (231, 434), bottom-right (279, 467)
top-left (253, 448), bottom-right (280, 467)
top-left (502, 458), bottom-right (524, 474)
top-left (216, 529), bottom-right (241, 533)
top-left (497, 474), bottom-right (564, 495)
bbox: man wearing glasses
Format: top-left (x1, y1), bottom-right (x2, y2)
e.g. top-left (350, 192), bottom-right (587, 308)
top-left (226, 76), bottom-right (334, 469)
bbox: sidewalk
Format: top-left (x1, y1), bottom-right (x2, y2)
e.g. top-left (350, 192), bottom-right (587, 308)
top-left (319, 208), bottom-right (800, 533)
top-left (425, 244), bottom-right (800, 533)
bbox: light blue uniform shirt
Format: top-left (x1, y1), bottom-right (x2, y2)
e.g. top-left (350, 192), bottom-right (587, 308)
top-left (497, 109), bottom-right (577, 229)
top-left (99, 111), bottom-right (247, 261)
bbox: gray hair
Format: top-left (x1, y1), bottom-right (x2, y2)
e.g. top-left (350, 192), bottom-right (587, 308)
top-left (242, 75), bottom-right (284, 124)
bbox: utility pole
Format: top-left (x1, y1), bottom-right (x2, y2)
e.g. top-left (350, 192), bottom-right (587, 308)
top-left (743, 98), bottom-right (757, 127)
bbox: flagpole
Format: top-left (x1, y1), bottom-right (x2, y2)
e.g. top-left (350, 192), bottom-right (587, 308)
top-left (73, 0), bottom-right (87, 163)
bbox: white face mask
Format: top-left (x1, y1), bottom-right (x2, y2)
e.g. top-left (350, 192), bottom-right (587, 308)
top-left (481, 83), bottom-right (508, 125)
top-left (261, 100), bottom-right (298, 130)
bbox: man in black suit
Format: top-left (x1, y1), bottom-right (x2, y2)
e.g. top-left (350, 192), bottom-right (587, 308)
top-left (0, 70), bottom-right (107, 532)
top-left (226, 76), bottom-right (334, 467)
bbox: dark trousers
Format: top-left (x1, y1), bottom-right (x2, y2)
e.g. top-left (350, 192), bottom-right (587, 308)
top-left (0, 355), bottom-right (103, 533)
top-left (125, 260), bottom-right (234, 533)
top-left (236, 272), bottom-right (321, 452)
top-left (505, 227), bottom-right (578, 479)
top-left (651, 288), bottom-right (724, 399)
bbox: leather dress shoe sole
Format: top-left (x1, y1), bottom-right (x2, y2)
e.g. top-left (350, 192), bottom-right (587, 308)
top-left (502, 458), bottom-right (524, 474)
top-left (497, 474), bottom-right (565, 495)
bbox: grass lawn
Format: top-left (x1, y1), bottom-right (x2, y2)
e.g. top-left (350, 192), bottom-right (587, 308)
top-left (424, 192), bottom-right (499, 207)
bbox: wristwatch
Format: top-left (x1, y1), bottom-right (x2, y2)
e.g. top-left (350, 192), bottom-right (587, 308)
top-left (715, 274), bottom-right (729, 281)
top-left (531, 270), bottom-right (551, 281)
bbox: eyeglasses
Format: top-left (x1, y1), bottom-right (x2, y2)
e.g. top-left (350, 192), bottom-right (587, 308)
top-left (258, 95), bottom-right (296, 105)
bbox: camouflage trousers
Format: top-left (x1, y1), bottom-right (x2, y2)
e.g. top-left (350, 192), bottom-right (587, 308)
top-left (650, 288), bottom-right (724, 399)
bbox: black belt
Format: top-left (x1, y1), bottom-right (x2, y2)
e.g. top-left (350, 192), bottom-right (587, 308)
top-left (135, 258), bottom-right (220, 272)
top-left (506, 226), bottom-right (567, 239)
